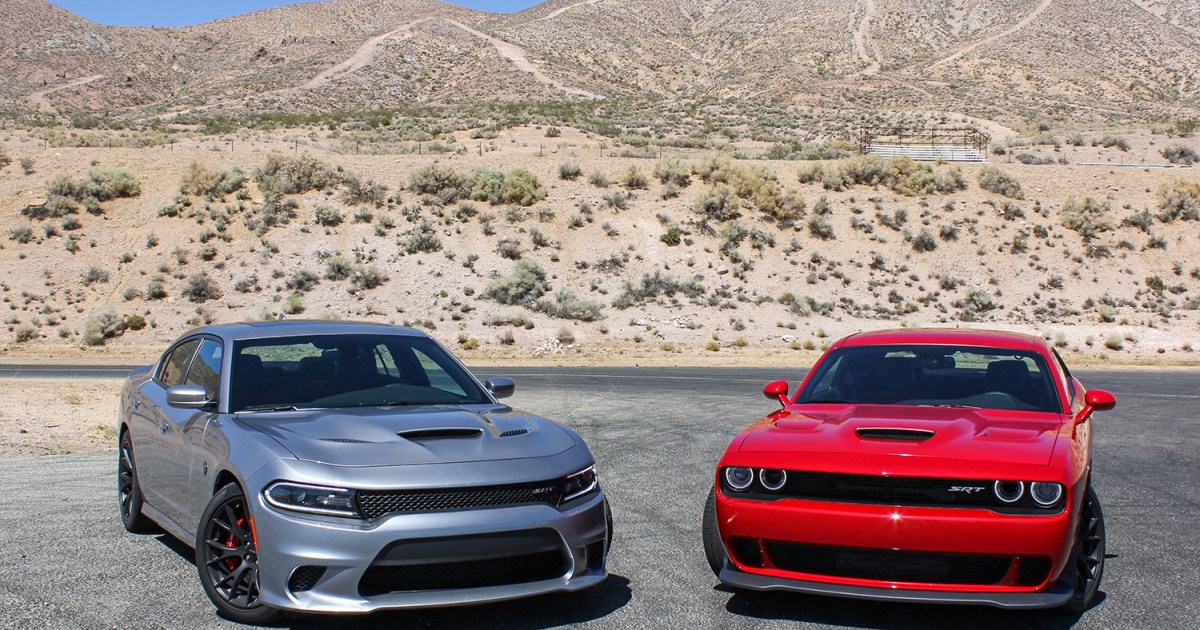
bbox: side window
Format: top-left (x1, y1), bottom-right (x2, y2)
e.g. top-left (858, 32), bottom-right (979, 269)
top-left (1050, 349), bottom-right (1075, 404)
top-left (159, 340), bottom-right (199, 387)
top-left (412, 348), bottom-right (467, 397)
top-left (185, 339), bottom-right (224, 400)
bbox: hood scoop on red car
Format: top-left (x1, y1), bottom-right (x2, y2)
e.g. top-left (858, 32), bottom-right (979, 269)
top-left (855, 427), bottom-right (935, 442)
top-left (398, 427), bottom-right (484, 440)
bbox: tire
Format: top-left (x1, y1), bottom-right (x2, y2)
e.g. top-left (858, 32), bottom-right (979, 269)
top-left (1060, 484), bottom-right (1106, 613)
top-left (117, 431), bottom-right (154, 533)
top-left (702, 485), bottom-right (729, 577)
top-left (196, 483), bottom-right (279, 625)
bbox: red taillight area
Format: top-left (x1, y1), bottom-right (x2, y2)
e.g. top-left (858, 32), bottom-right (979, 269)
top-left (716, 493), bottom-right (1070, 592)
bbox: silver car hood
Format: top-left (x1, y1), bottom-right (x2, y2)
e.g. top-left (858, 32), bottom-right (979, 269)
top-left (237, 405), bottom-right (578, 467)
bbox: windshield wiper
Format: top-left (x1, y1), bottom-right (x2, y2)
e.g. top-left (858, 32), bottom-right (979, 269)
top-left (926, 404), bottom-right (981, 409)
top-left (239, 404), bottom-right (304, 412)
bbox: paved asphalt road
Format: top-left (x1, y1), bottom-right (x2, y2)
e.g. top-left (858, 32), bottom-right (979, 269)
top-left (0, 366), bottom-right (1196, 629)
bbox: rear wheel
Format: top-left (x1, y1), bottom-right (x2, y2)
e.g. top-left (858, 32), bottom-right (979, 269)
top-left (117, 432), bottom-right (154, 533)
top-left (702, 485), bottom-right (729, 577)
top-left (1060, 485), bottom-right (1106, 613)
top-left (196, 483), bottom-right (279, 625)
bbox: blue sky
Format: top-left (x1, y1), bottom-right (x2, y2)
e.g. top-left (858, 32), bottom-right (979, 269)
top-left (48, 1), bottom-right (543, 27)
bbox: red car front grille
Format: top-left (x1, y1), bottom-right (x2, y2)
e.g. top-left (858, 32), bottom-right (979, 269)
top-left (756, 541), bottom-right (1015, 585)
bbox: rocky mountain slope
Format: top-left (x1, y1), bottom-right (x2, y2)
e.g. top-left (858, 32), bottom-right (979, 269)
top-left (3, 0), bottom-right (1198, 123)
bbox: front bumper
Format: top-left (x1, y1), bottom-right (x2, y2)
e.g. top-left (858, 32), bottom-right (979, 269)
top-left (250, 489), bottom-right (609, 613)
top-left (718, 561), bottom-right (1075, 609)
top-left (715, 493), bottom-right (1076, 609)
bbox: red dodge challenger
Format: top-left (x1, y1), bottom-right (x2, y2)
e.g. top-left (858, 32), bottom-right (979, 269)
top-left (704, 328), bottom-right (1115, 611)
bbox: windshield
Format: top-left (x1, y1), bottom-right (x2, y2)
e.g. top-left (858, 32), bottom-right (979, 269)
top-left (795, 344), bottom-right (1062, 413)
top-left (229, 334), bottom-right (489, 412)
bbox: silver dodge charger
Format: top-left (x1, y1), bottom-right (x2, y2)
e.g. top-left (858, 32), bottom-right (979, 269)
top-left (117, 321), bottom-right (611, 624)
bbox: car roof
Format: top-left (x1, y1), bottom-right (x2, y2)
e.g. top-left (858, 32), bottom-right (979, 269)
top-left (836, 327), bottom-right (1048, 352)
top-left (179, 320), bottom-right (429, 343)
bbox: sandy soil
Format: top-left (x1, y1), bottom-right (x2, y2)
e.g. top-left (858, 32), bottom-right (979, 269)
top-left (0, 378), bottom-right (122, 457)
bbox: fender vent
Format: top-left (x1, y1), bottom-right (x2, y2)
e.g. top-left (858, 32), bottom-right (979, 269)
top-left (855, 428), bottom-right (934, 442)
top-left (499, 429), bottom-right (529, 438)
top-left (399, 428), bottom-right (484, 440)
top-left (321, 438), bottom-right (377, 444)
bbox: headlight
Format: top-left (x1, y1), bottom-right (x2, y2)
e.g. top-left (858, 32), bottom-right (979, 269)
top-left (561, 465), bottom-right (598, 503)
top-left (724, 467), bottom-right (754, 491)
top-left (993, 480), bottom-right (1025, 504)
top-left (264, 482), bottom-right (359, 517)
top-left (1029, 482), bottom-right (1063, 507)
top-left (759, 469), bottom-right (787, 491)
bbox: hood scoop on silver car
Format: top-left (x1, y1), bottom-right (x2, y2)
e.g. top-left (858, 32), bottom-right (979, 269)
top-left (398, 427), bottom-right (485, 441)
top-left (498, 428), bottom-right (529, 438)
top-left (855, 427), bottom-right (935, 442)
top-left (320, 437), bottom-right (378, 444)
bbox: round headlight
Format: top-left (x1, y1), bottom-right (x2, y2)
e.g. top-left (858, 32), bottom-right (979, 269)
top-left (724, 467), bottom-right (754, 491)
top-left (1029, 482), bottom-right (1063, 507)
top-left (759, 469), bottom-right (787, 492)
top-left (993, 480), bottom-right (1025, 504)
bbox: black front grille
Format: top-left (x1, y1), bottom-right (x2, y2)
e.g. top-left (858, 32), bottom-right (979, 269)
top-left (288, 566), bottom-right (326, 592)
top-left (357, 481), bottom-right (562, 519)
top-left (358, 550), bottom-right (566, 596)
top-left (764, 541), bottom-right (1011, 585)
top-left (728, 470), bottom-right (996, 509)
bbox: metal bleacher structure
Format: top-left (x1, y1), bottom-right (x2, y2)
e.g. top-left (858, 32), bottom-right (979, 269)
top-left (861, 127), bottom-right (989, 163)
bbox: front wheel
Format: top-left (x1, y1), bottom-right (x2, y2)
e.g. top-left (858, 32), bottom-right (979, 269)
top-left (1060, 485), bottom-right (1106, 613)
top-left (196, 483), bottom-right (279, 625)
top-left (117, 432), bottom-right (154, 533)
top-left (702, 485), bottom-right (729, 577)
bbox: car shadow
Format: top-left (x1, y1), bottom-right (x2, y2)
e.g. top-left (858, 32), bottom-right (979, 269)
top-left (154, 532), bottom-right (196, 565)
top-left (721, 587), bottom-right (1104, 629)
top-left (281, 574), bottom-right (632, 629)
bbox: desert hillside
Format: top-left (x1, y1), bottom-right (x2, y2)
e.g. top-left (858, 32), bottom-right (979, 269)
top-left (1, 123), bottom-right (1197, 365)
top-left (1, 0), bottom-right (1198, 125)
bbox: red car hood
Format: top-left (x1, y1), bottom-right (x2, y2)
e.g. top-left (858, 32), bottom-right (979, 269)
top-left (738, 404), bottom-right (1064, 468)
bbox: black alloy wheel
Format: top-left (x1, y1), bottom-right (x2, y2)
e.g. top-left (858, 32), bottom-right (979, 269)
top-left (196, 483), bottom-right (279, 624)
top-left (1061, 484), bottom-right (1106, 613)
top-left (702, 485), bottom-right (730, 578)
top-left (117, 432), bottom-right (153, 533)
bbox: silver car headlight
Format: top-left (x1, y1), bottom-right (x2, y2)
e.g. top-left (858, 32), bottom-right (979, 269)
top-left (264, 482), bottom-right (359, 517)
top-left (561, 465), bottom-right (598, 503)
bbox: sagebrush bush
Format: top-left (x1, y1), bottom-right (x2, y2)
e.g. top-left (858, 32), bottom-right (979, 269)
top-left (619, 165), bottom-right (648, 189)
top-left (808, 216), bottom-right (835, 240)
top-left (350, 265), bottom-right (388, 290)
top-left (695, 184), bottom-right (740, 221)
top-left (1157, 178), bottom-right (1199, 222)
top-left (287, 269), bottom-right (320, 293)
top-left (409, 163), bottom-right (464, 198)
top-left (314, 205), bottom-right (343, 227)
top-left (912, 229), bottom-right (938, 252)
top-left (1160, 145), bottom-right (1198, 166)
top-left (501, 169), bottom-right (546, 206)
top-left (558, 162), bottom-right (582, 180)
top-left (83, 308), bottom-right (127, 346)
top-left (403, 220), bottom-right (442, 254)
top-left (654, 159), bottom-right (691, 187)
top-left (256, 153), bottom-right (341, 194)
top-left (612, 272), bottom-right (704, 308)
top-left (467, 168), bottom-right (505, 203)
top-left (978, 166), bottom-right (1024, 199)
top-left (179, 161), bottom-right (246, 200)
top-left (534, 290), bottom-right (603, 321)
top-left (184, 273), bottom-right (222, 303)
top-left (1061, 197), bottom-right (1113, 239)
top-left (485, 260), bottom-right (548, 305)
top-left (803, 156), bottom-right (965, 196)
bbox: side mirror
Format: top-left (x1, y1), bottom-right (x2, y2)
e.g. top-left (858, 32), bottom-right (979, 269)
top-left (1074, 389), bottom-right (1116, 430)
top-left (1084, 389), bottom-right (1116, 412)
top-left (166, 384), bottom-right (213, 409)
top-left (763, 380), bottom-right (790, 409)
top-left (486, 377), bottom-right (516, 399)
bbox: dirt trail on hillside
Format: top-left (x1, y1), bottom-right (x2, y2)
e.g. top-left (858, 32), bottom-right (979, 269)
top-left (27, 74), bottom-right (105, 113)
top-left (929, 0), bottom-right (1054, 68)
top-left (304, 18), bottom-right (600, 99)
top-left (535, 0), bottom-right (604, 23)
top-left (850, 0), bottom-right (881, 75)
